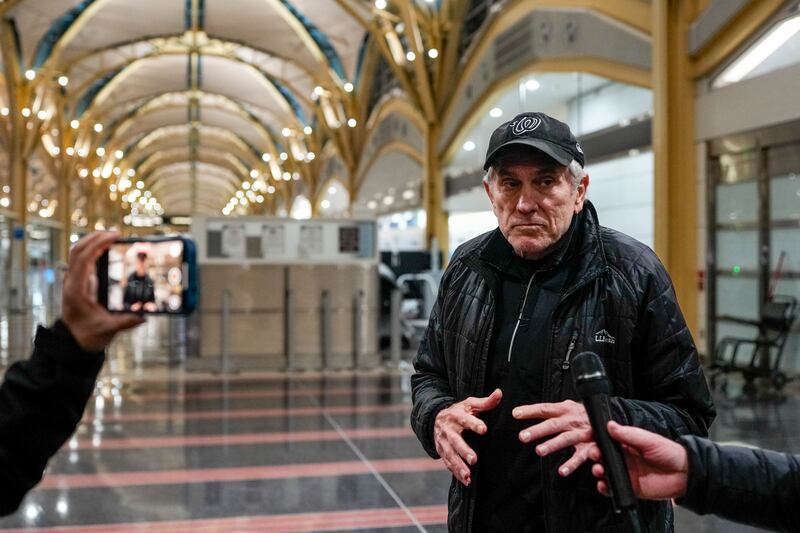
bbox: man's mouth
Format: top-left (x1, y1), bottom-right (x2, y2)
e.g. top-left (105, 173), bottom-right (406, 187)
top-left (512, 223), bottom-right (544, 230)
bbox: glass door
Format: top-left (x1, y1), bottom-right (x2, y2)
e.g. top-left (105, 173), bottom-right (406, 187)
top-left (708, 125), bottom-right (800, 372)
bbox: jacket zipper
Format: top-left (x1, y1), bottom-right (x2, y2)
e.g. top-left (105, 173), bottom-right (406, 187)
top-left (560, 331), bottom-right (579, 370)
top-left (507, 273), bottom-right (536, 363)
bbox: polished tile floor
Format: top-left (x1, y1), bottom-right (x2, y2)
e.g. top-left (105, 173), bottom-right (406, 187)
top-left (0, 283), bottom-right (793, 531)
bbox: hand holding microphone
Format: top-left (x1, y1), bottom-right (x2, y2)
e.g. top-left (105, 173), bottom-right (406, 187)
top-left (572, 351), bottom-right (646, 533)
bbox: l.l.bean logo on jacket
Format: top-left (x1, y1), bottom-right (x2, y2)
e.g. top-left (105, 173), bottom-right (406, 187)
top-left (593, 329), bottom-right (616, 345)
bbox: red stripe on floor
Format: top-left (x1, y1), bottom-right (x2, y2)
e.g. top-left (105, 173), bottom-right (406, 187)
top-left (39, 457), bottom-right (443, 490)
top-left (74, 426), bottom-right (414, 450)
top-left (127, 385), bottom-right (402, 402)
top-left (82, 402), bottom-right (410, 423)
top-left (0, 505), bottom-right (448, 532)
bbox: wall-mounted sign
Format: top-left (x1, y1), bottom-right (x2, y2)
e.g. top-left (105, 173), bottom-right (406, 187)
top-left (192, 216), bottom-right (377, 265)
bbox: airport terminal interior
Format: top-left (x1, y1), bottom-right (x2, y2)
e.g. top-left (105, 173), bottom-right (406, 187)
top-left (0, 0), bottom-right (798, 531)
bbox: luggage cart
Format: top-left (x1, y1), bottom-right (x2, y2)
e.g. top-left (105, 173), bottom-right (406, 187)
top-left (710, 295), bottom-right (798, 393)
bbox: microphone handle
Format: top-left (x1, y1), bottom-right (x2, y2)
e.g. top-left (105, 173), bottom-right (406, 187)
top-left (583, 393), bottom-right (639, 512)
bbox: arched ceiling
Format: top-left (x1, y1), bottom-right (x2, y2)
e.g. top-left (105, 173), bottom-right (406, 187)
top-left (0, 0), bottom-right (771, 227)
top-left (3, 0), bottom-right (366, 216)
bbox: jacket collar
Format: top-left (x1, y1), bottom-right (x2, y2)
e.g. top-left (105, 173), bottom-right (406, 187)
top-left (469, 200), bottom-right (608, 289)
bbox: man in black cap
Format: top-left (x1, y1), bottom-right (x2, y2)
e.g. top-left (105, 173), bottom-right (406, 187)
top-left (411, 112), bottom-right (715, 532)
top-left (123, 251), bottom-right (157, 312)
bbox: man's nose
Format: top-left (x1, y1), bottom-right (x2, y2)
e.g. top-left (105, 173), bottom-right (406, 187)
top-left (516, 187), bottom-right (538, 214)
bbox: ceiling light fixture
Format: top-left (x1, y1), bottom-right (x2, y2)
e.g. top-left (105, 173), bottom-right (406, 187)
top-left (714, 15), bottom-right (800, 88)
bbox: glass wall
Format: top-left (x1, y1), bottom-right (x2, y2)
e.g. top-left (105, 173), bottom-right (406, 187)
top-left (377, 209), bottom-right (426, 252)
top-left (448, 211), bottom-right (497, 254)
top-left (587, 150), bottom-right (654, 248)
top-left (707, 125), bottom-right (800, 371)
top-left (443, 72), bottom-right (654, 253)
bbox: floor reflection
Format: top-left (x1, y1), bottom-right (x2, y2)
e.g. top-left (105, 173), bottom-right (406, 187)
top-left (0, 290), bottom-right (794, 531)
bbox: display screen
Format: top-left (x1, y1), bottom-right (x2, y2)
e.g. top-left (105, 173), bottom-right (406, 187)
top-left (107, 240), bottom-right (184, 313)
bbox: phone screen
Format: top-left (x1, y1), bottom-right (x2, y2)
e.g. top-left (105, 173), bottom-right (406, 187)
top-left (107, 239), bottom-right (185, 313)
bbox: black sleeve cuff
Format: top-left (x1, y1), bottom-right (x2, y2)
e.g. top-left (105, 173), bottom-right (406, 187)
top-left (33, 320), bottom-right (105, 369)
top-left (675, 435), bottom-right (710, 513)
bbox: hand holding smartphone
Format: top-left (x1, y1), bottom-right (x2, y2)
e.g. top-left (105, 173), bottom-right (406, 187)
top-left (96, 236), bottom-right (197, 315)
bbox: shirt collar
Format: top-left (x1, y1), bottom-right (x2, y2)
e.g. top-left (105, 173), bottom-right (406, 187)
top-left (479, 211), bottom-right (581, 279)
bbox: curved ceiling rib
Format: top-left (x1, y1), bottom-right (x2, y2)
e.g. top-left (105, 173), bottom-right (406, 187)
top-left (72, 54), bottom-right (304, 127)
top-left (11, 0), bottom-right (364, 219)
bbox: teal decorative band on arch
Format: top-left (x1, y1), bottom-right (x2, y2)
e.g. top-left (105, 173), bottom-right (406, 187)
top-left (268, 74), bottom-right (307, 125)
top-left (354, 34), bottom-right (369, 88)
top-left (75, 67), bottom-right (122, 118)
top-left (32, 0), bottom-right (97, 69)
top-left (279, 0), bottom-right (346, 81)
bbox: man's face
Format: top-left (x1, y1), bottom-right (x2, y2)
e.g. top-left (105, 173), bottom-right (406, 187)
top-left (483, 150), bottom-right (589, 260)
top-left (136, 256), bottom-right (147, 275)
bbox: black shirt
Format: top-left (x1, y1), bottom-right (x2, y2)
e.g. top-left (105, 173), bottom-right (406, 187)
top-left (123, 272), bottom-right (156, 309)
top-left (473, 214), bottom-right (580, 532)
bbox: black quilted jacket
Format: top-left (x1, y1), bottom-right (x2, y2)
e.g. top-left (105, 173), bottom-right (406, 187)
top-left (679, 436), bottom-right (800, 532)
top-left (0, 322), bottom-right (104, 515)
top-left (411, 201), bottom-right (716, 533)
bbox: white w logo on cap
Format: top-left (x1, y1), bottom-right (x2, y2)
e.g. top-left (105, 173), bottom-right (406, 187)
top-left (511, 117), bottom-right (541, 136)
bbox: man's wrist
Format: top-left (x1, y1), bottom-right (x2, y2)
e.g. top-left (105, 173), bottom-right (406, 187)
top-left (56, 319), bottom-right (102, 354)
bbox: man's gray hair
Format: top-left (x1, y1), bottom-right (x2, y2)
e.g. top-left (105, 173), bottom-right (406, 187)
top-left (484, 159), bottom-right (586, 188)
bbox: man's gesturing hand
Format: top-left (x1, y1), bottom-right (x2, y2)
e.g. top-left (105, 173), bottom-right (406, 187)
top-left (588, 421), bottom-right (689, 500)
top-left (62, 232), bottom-right (145, 352)
top-left (513, 400), bottom-right (594, 477)
top-left (434, 389), bottom-right (502, 486)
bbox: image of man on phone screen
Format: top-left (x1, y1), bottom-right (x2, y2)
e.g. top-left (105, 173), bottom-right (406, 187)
top-left (124, 251), bottom-right (157, 312)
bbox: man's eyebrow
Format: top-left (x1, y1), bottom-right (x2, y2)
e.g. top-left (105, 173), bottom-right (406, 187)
top-left (497, 169), bottom-right (518, 178)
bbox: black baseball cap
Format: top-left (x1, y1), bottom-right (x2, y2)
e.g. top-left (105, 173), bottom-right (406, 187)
top-left (483, 111), bottom-right (584, 170)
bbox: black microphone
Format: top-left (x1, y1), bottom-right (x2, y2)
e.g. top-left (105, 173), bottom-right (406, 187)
top-left (572, 351), bottom-right (646, 533)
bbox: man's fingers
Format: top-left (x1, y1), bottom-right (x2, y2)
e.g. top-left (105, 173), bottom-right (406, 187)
top-left (440, 441), bottom-right (471, 486)
top-left (518, 417), bottom-right (563, 442)
top-left (108, 314), bottom-right (146, 332)
top-left (607, 421), bottom-right (658, 454)
top-left (512, 402), bottom-right (566, 420)
top-left (557, 444), bottom-right (591, 477)
top-left (597, 480), bottom-right (610, 497)
top-left (591, 463), bottom-right (605, 479)
top-left (459, 413), bottom-right (488, 435)
top-left (71, 232), bottom-right (119, 280)
top-left (532, 428), bottom-right (592, 455)
top-left (468, 389), bottom-right (502, 413)
top-left (70, 231), bottom-right (117, 266)
top-left (448, 433), bottom-right (478, 467)
top-left (587, 444), bottom-right (602, 462)
top-left (68, 232), bottom-right (106, 262)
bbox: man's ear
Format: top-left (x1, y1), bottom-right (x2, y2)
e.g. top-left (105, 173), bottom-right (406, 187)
top-left (483, 178), bottom-right (495, 208)
top-left (574, 174), bottom-right (589, 212)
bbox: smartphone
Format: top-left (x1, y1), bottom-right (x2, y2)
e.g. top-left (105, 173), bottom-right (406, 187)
top-left (97, 236), bottom-right (198, 315)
